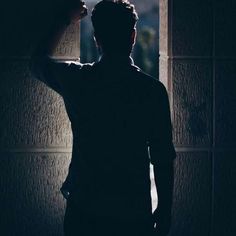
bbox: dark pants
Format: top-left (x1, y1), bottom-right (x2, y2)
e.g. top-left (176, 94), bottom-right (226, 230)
top-left (64, 198), bottom-right (155, 236)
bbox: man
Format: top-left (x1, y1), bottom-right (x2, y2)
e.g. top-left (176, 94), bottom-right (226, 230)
top-left (31, 1), bottom-right (176, 235)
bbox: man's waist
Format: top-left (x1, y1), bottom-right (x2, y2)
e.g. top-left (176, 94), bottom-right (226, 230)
top-left (69, 191), bottom-right (152, 219)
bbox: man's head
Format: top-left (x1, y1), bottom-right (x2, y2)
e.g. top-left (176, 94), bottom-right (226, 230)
top-left (91, 0), bottom-right (138, 55)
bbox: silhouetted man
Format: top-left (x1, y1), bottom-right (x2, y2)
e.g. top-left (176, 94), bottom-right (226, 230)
top-left (31, 1), bottom-right (176, 235)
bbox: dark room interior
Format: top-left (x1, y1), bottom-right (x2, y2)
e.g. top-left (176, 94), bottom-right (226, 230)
top-left (0, 0), bottom-right (236, 235)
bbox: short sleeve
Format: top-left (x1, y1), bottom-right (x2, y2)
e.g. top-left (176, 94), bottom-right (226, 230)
top-left (30, 55), bottom-right (82, 96)
top-left (148, 81), bottom-right (176, 165)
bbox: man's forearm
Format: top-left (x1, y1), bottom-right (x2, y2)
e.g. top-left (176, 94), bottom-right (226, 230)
top-left (29, 10), bottom-right (70, 89)
top-left (32, 0), bottom-right (87, 57)
top-left (33, 12), bottom-right (71, 57)
top-left (30, 1), bottom-right (87, 87)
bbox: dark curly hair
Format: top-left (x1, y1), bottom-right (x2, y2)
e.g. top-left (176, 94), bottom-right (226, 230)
top-left (91, 0), bottom-right (138, 54)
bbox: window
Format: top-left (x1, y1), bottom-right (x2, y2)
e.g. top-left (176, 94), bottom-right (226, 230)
top-left (80, 0), bottom-right (159, 78)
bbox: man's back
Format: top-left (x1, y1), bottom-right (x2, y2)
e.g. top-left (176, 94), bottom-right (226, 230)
top-left (57, 55), bottom-right (163, 218)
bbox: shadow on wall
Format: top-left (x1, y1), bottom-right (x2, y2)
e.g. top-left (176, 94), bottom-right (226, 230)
top-left (0, 153), bottom-right (70, 235)
top-left (0, 0), bottom-right (74, 235)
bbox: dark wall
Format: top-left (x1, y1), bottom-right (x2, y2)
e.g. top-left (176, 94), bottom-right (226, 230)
top-left (0, 1), bottom-right (78, 235)
top-left (0, 0), bottom-right (235, 235)
top-left (159, 0), bottom-right (236, 235)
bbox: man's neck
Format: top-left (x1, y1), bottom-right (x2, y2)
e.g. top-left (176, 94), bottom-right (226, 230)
top-left (100, 53), bottom-right (134, 65)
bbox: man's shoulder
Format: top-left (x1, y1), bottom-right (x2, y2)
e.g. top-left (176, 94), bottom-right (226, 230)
top-left (60, 61), bottom-right (96, 80)
top-left (131, 66), bottom-right (166, 92)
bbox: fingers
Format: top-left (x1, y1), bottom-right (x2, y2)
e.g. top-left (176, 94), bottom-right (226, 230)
top-left (76, 0), bottom-right (86, 7)
top-left (78, 1), bottom-right (88, 16)
top-left (78, 2), bottom-right (88, 18)
top-left (80, 7), bottom-right (88, 18)
top-left (68, 0), bottom-right (88, 22)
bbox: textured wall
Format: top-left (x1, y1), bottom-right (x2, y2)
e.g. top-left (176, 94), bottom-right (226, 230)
top-left (1, 0), bottom-right (235, 235)
top-left (213, 1), bottom-right (236, 235)
top-left (0, 1), bottom-right (78, 235)
top-left (0, 153), bottom-right (70, 236)
top-left (160, 0), bottom-right (236, 235)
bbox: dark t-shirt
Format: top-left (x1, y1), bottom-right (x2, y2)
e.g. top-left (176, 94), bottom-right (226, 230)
top-left (31, 55), bottom-right (176, 219)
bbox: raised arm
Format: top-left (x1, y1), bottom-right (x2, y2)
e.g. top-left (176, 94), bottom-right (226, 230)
top-left (30, 0), bottom-right (87, 94)
top-left (148, 82), bottom-right (176, 236)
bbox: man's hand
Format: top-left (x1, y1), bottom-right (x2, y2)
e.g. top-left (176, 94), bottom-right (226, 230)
top-left (153, 207), bottom-right (172, 236)
top-left (66, 0), bottom-right (88, 24)
top-left (152, 162), bottom-right (174, 236)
